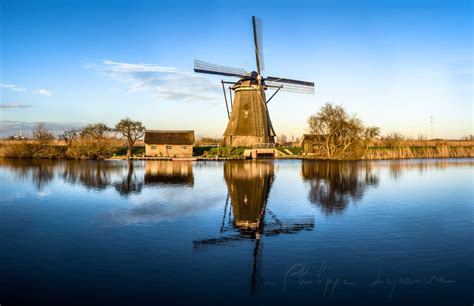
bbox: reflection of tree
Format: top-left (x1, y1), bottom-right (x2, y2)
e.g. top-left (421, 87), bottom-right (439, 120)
top-left (194, 161), bottom-right (314, 295)
top-left (0, 159), bottom-right (55, 191)
top-left (31, 164), bottom-right (55, 191)
top-left (144, 161), bottom-right (194, 187)
top-left (114, 161), bottom-right (143, 196)
top-left (1, 159), bottom-right (196, 196)
top-left (302, 161), bottom-right (379, 215)
top-left (61, 160), bottom-right (125, 190)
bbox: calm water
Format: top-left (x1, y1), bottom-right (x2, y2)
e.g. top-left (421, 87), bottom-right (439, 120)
top-left (0, 158), bottom-right (472, 305)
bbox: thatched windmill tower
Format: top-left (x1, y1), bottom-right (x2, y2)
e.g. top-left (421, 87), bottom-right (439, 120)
top-left (194, 16), bottom-right (315, 147)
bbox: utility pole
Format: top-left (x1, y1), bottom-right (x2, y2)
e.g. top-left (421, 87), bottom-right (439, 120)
top-left (430, 115), bottom-right (434, 140)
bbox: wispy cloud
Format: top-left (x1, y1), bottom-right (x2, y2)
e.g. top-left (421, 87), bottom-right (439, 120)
top-left (0, 120), bottom-right (83, 137)
top-left (86, 59), bottom-right (220, 102)
top-left (0, 83), bottom-right (27, 92)
top-left (1, 83), bottom-right (54, 96)
top-left (0, 103), bottom-right (32, 109)
top-left (35, 88), bottom-right (53, 96)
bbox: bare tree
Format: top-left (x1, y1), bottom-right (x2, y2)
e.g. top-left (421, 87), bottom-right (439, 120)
top-left (79, 123), bottom-right (114, 159)
top-left (59, 128), bottom-right (81, 158)
top-left (30, 123), bottom-right (55, 158)
top-left (307, 103), bottom-right (378, 159)
top-left (115, 118), bottom-right (145, 158)
top-left (81, 123), bottom-right (111, 139)
top-left (32, 123), bottom-right (54, 144)
top-left (60, 128), bottom-right (80, 147)
top-left (382, 132), bottom-right (405, 147)
top-left (362, 126), bottom-right (381, 155)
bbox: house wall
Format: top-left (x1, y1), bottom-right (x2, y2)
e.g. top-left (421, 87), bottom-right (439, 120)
top-left (145, 144), bottom-right (193, 157)
top-left (302, 140), bottom-right (326, 156)
top-left (303, 141), bottom-right (314, 154)
top-left (303, 140), bottom-right (322, 155)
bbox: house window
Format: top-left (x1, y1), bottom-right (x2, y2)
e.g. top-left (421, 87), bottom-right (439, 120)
top-left (181, 145), bottom-right (188, 150)
top-left (151, 145), bottom-right (157, 149)
top-left (166, 145), bottom-right (172, 150)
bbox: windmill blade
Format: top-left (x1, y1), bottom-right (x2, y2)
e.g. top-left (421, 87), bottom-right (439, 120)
top-left (266, 76), bottom-right (315, 94)
top-left (194, 59), bottom-right (247, 78)
top-left (192, 235), bottom-right (252, 251)
top-left (266, 76), bottom-right (314, 87)
top-left (263, 217), bottom-right (315, 235)
top-left (266, 81), bottom-right (315, 94)
top-left (252, 16), bottom-right (264, 74)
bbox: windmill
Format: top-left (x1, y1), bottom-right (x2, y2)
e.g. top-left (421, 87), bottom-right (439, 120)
top-left (194, 16), bottom-right (315, 147)
top-left (193, 161), bottom-right (315, 294)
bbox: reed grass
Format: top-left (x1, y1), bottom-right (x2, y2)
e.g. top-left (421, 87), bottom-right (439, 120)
top-left (364, 145), bottom-right (473, 160)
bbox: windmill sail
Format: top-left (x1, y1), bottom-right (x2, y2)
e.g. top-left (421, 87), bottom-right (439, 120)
top-left (252, 16), bottom-right (264, 74)
top-left (193, 16), bottom-right (315, 147)
top-left (266, 76), bottom-right (315, 93)
top-left (266, 81), bottom-right (315, 94)
top-left (265, 76), bottom-right (314, 87)
top-left (194, 59), bottom-right (247, 78)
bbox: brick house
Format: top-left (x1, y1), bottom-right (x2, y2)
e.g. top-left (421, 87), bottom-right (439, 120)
top-left (144, 130), bottom-right (195, 157)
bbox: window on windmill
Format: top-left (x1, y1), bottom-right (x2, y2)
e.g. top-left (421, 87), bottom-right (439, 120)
top-left (151, 145), bottom-right (157, 149)
top-left (166, 145), bottom-right (172, 150)
top-left (181, 145), bottom-right (188, 150)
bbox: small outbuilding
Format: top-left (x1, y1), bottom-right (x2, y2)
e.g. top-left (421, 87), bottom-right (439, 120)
top-left (144, 130), bottom-right (195, 157)
top-left (300, 134), bottom-right (325, 155)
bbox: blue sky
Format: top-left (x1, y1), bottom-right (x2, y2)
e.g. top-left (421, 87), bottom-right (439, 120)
top-left (0, 0), bottom-right (472, 139)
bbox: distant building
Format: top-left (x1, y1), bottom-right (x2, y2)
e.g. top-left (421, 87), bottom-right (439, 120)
top-left (9, 130), bottom-right (27, 140)
top-left (300, 134), bottom-right (324, 155)
top-left (144, 130), bottom-right (195, 157)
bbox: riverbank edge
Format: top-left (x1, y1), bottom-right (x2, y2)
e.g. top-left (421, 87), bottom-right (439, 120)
top-left (2, 143), bottom-right (472, 161)
top-left (2, 155), bottom-right (473, 163)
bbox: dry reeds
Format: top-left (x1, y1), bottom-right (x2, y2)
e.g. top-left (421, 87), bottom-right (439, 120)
top-left (364, 145), bottom-right (473, 160)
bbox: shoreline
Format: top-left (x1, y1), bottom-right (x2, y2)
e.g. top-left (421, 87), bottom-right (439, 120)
top-left (1, 155), bottom-right (473, 162)
top-left (2, 141), bottom-right (472, 161)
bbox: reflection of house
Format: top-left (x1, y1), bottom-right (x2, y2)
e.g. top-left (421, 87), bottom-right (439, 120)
top-left (144, 161), bottom-right (194, 186)
top-left (144, 130), bottom-right (194, 157)
top-left (300, 134), bottom-right (324, 155)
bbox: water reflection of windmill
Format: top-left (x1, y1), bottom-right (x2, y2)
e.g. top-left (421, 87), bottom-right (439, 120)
top-left (193, 161), bottom-right (315, 294)
top-left (194, 16), bottom-right (315, 146)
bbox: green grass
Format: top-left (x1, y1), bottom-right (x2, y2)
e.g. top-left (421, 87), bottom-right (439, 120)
top-left (113, 146), bottom-right (145, 156)
top-left (194, 146), bottom-right (249, 157)
top-left (195, 145), bottom-right (303, 157)
top-left (230, 147), bottom-right (250, 156)
top-left (193, 146), bottom-right (215, 156)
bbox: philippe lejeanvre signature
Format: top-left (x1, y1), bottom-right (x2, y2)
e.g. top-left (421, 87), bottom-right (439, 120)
top-left (278, 263), bottom-right (455, 299)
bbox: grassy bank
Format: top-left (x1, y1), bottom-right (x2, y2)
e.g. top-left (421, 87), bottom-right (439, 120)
top-left (364, 145), bottom-right (473, 160)
top-left (0, 140), bottom-right (144, 160)
top-left (1, 141), bottom-right (472, 160)
top-left (303, 139), bottom-right (474, 160)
